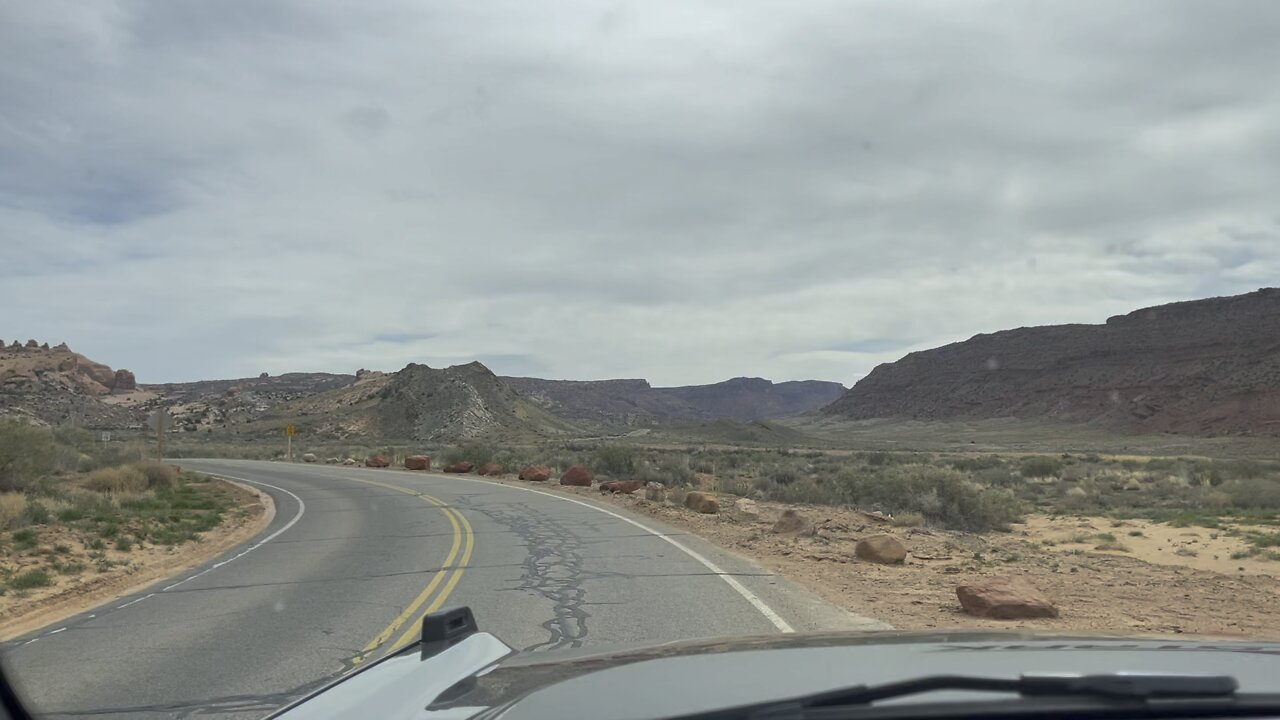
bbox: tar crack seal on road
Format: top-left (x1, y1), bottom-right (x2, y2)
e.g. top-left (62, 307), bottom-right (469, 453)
top-left (465, 500), bottom-right (608, 653)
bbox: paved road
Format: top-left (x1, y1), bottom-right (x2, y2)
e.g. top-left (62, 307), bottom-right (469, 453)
top-left (2, 459), bottom-right (884, 719)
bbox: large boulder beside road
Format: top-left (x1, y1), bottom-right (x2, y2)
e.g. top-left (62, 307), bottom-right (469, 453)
top-left (599, 480), bottom-right (643, 494)
top-left (301, 453), bottom-right (318, 464)
top-left (518, 465), bottom-right (551, 481)
top-left (854, 534), bottom-right (908, 564)
top-left (478, 462), bottom-right (503, 476)
top-left (956, 577), bottom-right (1059, 619)
top-left (684, 491), bottom-right (719, 514)
top-left (444, 461), bottom-right (474, 474)
top-left (404, 455), bottom-right (432, 471)
top-left (771, 509), bottom-right (814, 535)
top-left (559, 465), bottom-right (593, 486)
top-left (365, 455), bottom-right (390, 468)
top-left (342, 458), bottom-right (358, 466)
top-left (732, 498), bottom-right (760, 521)
top-left (644, 482), bottom-right (666, 501)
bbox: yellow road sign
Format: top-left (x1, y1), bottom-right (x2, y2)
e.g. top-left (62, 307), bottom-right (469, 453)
top-left (285, 424), bottom-right (295, 437)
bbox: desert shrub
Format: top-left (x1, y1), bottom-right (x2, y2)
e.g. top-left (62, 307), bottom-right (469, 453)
top-left (947, 455), bottom-right (1006, 472)
top-left (25, 500), bottom-right (50, 525)
top-left (0, 421), bottom-right (55, 491)
top-left (1019, 456), bottom-right (1062, 479)
top-left (10, 569), bottom-right (51, 590)
top-left (84, 466), bottom-right (148, 494)
top-left (1222, 478), bottom-right (1280, 509)
top-left (592, 445), bottom-right (638, 477)
top-left (12, 529), bottom-right (37, 550)
top-left (767, 467), bottom-right (799, 485)
top-left (767, 477), bottom-right (846, 506)
top-left (0, 494), bottom-right (27, 530)
top-left (877, 465), bottom-right (1022, 532)
top-left (974, 466), bottom-right (1021, 487)
top-left (133, 461), bottom-right (179, 489)
top-left (659, 456), bottom-right (695, 486)
top-left (1219, 460), bottom-right (1270, 480)
top-left (441, 443), bottom-right (494, 467)
top-left (890, 511), bottom-right (926, 527)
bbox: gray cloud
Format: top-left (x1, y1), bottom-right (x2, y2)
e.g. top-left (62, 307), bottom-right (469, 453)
top-left (3, 0), bottom-right (1280, 385)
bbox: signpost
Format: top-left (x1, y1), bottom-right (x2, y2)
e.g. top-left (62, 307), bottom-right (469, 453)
top-left (147, 410), bottom-right (171, 461)
top-left (285, 424), bottom-right (295, 462)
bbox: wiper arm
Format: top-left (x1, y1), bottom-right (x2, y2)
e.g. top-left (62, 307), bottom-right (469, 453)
top-left (804, 673), bottom-right (1238, 707)
top-left (684, 674), bottom-right (1245, 720)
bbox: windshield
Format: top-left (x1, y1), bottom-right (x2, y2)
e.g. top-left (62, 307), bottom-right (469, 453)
top-left (3, 1), bottom-right (1280, 718)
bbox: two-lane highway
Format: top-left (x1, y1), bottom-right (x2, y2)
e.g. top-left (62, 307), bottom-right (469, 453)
top-left (3, 459), bottom-right (885, 719)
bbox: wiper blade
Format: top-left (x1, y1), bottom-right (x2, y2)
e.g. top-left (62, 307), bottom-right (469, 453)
top-left (685, 674), bottom-right (1244, 720)
top-left (805, 673), bottom-right (1238, 707)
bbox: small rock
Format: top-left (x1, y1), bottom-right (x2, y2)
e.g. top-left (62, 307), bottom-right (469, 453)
top-left (855, 534), bottom-right (908, 564)
top-left (518, 465), bottom-right (551, 482)
top-left (301, 453), bottom-right (317, 463)
top-left (684, 491), bottom-right (719, 514)
top-left (342, 458), bottom-right (358, 466)
top-left (560, 465), bottom-right (593, 486)
top-left (443, 461), bottom-right (474, 474)
top-left (477, 462), bottom-right (503, 477)
top-left (772, 509), bottom-right (814, 535)
top-left (404, 455), bottom-right (432, 471)
top-left (599, 480), bottom-right (643, 494)
top-left (733, 498), bottom-right (760, 521)
top-left (644, 482), bottom-right (666, 501)
top-left (324, 457), bottom-right (340, 464)
top-left (365, 455), bottom-right (390, 468)
top-left (956, 577), bottom-right (1059, 619)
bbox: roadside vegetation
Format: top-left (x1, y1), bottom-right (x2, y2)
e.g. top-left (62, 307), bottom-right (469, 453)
top-left (164, 431), bottom-right (1280, 536)
top-left (0, 420), bottom-right (242, 599)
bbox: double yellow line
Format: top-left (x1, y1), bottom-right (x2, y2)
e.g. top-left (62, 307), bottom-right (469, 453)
top-left (342, 476), bottom-right (474, 667)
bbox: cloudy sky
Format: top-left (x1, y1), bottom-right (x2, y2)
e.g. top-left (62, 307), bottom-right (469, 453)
top-left (3, 1), bottom-right (1278, 386)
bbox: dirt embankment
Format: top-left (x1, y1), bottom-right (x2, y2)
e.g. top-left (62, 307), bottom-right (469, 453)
top-left (506, 479), bottom-right (1280, 639)
top-left (0, 479), bottom-right (273, 640)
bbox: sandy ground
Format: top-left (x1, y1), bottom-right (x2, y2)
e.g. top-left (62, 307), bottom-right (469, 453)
top-left (488, 477), bottom-right (1280, 640)
top-left (0, 479), bottom-right (273, 640)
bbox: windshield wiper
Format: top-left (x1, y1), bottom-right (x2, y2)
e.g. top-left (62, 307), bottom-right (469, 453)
top-left (680, 673), bottom-right (1280, 720)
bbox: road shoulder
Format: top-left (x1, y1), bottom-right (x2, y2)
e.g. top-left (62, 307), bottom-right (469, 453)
top-left (0, 477), bottom-right (275, 641)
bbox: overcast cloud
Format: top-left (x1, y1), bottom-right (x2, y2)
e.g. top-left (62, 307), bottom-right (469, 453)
top-left (3, 0), bottom-right (1279, 386)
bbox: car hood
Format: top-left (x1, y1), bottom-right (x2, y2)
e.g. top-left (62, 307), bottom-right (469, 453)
top-left (271, 631), bottom-right (1280, 720)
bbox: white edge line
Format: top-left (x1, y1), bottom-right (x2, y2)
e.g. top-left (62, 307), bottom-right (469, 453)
top-left (51, 474), bottom-right (307, 630)
top-left (156, 473), bottom-right (307, 592)
top-left (348, 466), bottom-right (795, 633)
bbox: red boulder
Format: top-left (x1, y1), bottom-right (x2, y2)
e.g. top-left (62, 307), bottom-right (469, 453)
top-left (559, 465), bottom-right (593, 487)
top-left (599, 480), bottom-right (643, 494)
top-left (518, 465), bottom-right (551, 481)
top-left (956, 577), bottom-right (1059, 619)
top-left (365, 455), bottom-right (390, 468)
top-left (478, 462), bottom-right (503, 477)
top-left (404, 455), bottom-right (431, 471)
top-left (443, 461), bottom-right (474, 474)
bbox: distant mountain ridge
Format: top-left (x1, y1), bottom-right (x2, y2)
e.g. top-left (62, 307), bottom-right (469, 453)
top-left (503, 376), bottom-right (846, 426)
top-left (823, 288), bottom-right (1280, 436)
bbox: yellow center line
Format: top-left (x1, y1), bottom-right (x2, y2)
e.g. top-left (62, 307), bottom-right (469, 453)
top-left (387, 505), bottom-right (474, 653)
top-left (339, 476), bottom-right (475, 667)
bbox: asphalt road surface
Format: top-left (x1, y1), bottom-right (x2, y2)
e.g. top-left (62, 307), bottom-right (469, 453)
top-left (2, 459), bottom-right (885, 719)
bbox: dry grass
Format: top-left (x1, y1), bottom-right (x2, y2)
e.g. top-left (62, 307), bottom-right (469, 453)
top-left (890, 511), bottom-right (926, 527)
top-left (83, 466), bottom-right (147, 494)
top-left (0, 494), bottom-right (26, 530)
top-left (134, 462), bottom-right (178, 489)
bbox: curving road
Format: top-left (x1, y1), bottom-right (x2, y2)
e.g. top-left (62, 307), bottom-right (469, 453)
top-left (1, 459), bottom-right (885, 719)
